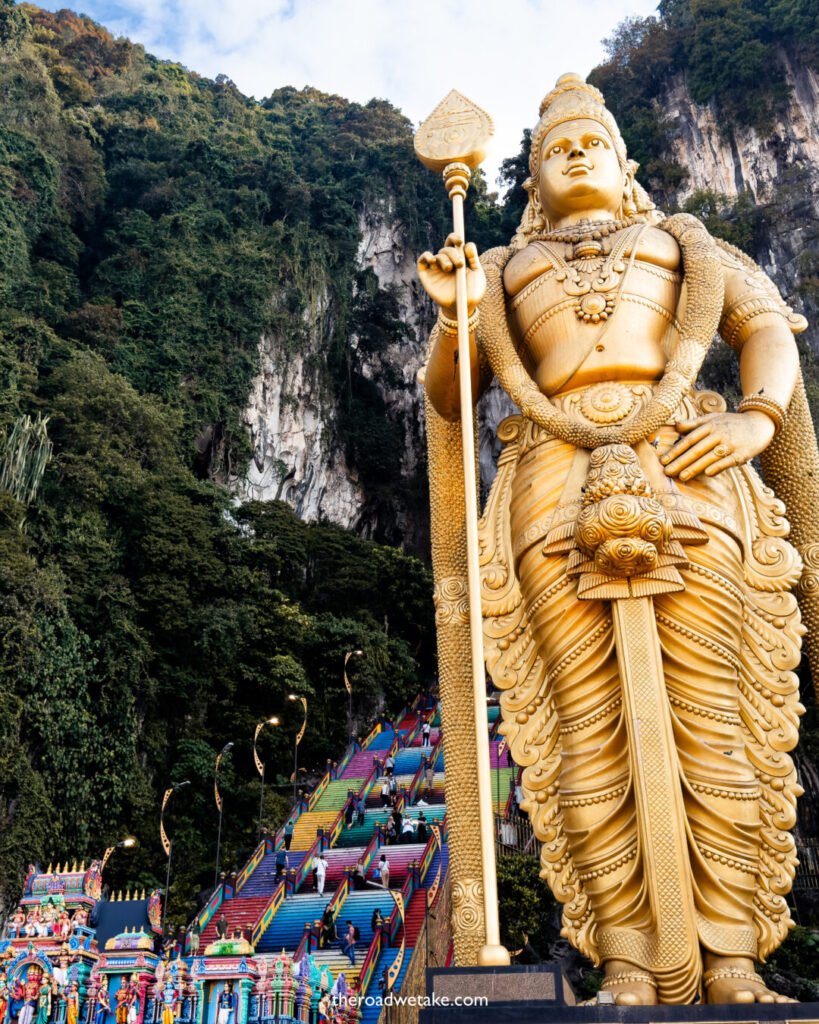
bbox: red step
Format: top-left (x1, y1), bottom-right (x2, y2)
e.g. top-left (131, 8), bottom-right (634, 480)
top-left (391, 889), bottom-right (429, 947)
top-left (199, 895), bottom-right (271, 945)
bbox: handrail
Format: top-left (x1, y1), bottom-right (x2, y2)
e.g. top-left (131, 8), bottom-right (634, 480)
top-left (335, 737), bottom-right (360, 779)
top-left (359, 829), bottom-right (383, 877)
top-left (360, 722), bottom-right (382, 752)
top-left (249, 879), bottom-right (285, 948)
top-left (326, 873), bottom-right (349, 922)
top-left (293, 923), bottom-right (312, 962)
top-left (307, 762), bottom-right (335, 812)
top-left (356, 926), bottom-right (384, 1000)
top-left (292, 834), bottom-right (322, 894)
top-left (184, 883), bottom-right (223, 953)
top-left (234, 839), bottom-right (267, 894)
top-left (401, 717), bottom-right (421, 749)
top-left (406, 759), bottom-right (426, 804)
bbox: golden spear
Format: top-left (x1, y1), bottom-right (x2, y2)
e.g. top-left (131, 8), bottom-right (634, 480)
top-left (415, 91), bottom-right (508, 966)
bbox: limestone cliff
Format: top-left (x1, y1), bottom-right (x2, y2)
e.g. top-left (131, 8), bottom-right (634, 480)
top-left (234, 49), bottom-right (819, 546)
top-left (661, 50), bottom-right (819, 340)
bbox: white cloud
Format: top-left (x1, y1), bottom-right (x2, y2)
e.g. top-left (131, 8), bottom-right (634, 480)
top-left (46, 0), bottom-right (659, 186)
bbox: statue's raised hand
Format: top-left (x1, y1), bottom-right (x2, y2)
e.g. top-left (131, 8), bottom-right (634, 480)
top-left (660, 410), bottom-right (776, 481)
top-left (417, 234), bottom-right (485, 319)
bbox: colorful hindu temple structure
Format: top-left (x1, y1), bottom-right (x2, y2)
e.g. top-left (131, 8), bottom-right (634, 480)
top-left (1, 691), bottom-right (515, 1024)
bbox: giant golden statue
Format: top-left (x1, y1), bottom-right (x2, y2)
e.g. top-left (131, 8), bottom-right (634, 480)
top-left (419, 75), bottom-right (819, 1005)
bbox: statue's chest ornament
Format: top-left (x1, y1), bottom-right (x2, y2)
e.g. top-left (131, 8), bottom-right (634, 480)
top-left (535, 220), bottom-right (642, 324)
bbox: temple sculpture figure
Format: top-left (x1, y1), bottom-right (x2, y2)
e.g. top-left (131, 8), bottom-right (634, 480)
top-left (418, 75), bottom-right (817, 1005)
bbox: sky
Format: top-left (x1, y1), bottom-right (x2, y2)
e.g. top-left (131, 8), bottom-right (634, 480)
top-left (37, 0), bottom-right (660, 188)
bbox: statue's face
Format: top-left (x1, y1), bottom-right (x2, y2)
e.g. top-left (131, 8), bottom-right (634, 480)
top-left (538, 118), bottom-right (624, 221)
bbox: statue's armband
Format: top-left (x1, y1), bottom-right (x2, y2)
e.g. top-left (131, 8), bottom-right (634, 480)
top-left (714, 237), bottom-right (807, 352)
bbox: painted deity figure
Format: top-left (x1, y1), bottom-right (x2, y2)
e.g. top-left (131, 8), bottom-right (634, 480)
top-left (54, 914), bottom-right (70, 943)
top-left (62, 983), bottom-right (79, 1024)
top-left (125, 977), bottom-right (139, 1024)
top-left (420, 75), bottom-right (810, 1005)
top-left (8, 910), bottom-right (25, 939)
top-left (52, 953), bottom-right (69, 992)
top-left (18, 975), bottom-right (39, 1024)
top-left (34, 980), bottom-right (51, 1024)
top-left (94, 979), bottom-right (110, 1024)
top-left (113, 981), bottom-right (128, 1024)
top-left (10, 977), bottom-right (25, 1022)
top-left (159, 980), bottom-right (176, 1024)
top-left (40, 905), bottom-right (54, 936)
top-left (0, 972), bottom-right (8, 1024)
top-left (216, 983), bottom-right (235, 1024)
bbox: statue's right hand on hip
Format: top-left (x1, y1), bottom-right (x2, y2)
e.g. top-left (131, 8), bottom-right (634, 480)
top-left (417, 234), bottom-right (485, 319)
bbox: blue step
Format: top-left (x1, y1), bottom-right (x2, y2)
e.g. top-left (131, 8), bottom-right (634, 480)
top-left (358, 951), bottom-right (412, 1023)
top-left (239, 850), bottom-right (307, 897)
top-left (393, 749), bottom-right (424, 774)
top-left (368, 731), bottom-right (397, 751)
top-left (255, 892), bottom-right (331, 952)
top-left (335, 890), bottom-right (392, 947)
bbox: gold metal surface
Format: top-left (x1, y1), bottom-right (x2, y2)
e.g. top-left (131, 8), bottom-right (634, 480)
top-left (419, 73), bottom-right (810, 1004)
top-left (417, 92), bottom-right (508, 968)
top-left (414, 90), bottom-right (493, 173)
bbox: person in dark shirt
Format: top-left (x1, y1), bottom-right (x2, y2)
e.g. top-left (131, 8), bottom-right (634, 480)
top-left (275, 847), bottom-right (288, 882)
top-left (215, 912), bottom-right (229, 940)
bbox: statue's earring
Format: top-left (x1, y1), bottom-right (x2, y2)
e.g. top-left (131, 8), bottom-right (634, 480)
top-left (622, 177), bottom-right (637, 218)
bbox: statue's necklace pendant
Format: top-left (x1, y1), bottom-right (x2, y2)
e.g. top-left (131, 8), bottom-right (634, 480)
top-left (575, 291), bottom-right (616, 324)
top-left (542, 223), bottom-right (642, 325)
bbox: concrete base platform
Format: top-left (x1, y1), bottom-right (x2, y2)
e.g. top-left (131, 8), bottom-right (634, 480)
top-left (418, 966), bottom-right (819, 1024)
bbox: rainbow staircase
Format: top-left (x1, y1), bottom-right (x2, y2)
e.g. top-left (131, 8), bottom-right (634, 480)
top-left (186, 691), bottom-right (502, 1019)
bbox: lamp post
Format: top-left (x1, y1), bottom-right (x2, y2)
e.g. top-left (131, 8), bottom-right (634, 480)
top-left (344, 650), bottom-right (364, 745)
top-left (214, 742), bottom-right (234, 890)
top-left (99, 836), bottom-right (138, 874)
top-left (254, 717), bottom-right (279, 842)
top-left (160, 781), bottom-right (190, 936)
top-left (288, 694), bottom-right (308, 806)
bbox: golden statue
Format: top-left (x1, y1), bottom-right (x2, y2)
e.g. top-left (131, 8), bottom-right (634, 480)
top-left (418, 74), bottom-right (819, 1005)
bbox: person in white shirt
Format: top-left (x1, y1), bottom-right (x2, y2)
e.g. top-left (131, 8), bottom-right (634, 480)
top-left (421, 720), bottom-right (431, 747)
top-left (315, 854), bottom-right (327, 896)
top-left (402, 818), bottom-right (415, 844)
top-left (377, 854), bottom-right (390, 889)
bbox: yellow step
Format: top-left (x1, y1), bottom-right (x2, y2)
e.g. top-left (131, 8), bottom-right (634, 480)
top-left (292, 811), bottom-right (338, 849)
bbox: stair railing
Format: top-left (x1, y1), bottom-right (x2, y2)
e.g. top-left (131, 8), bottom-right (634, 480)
top-left (249, 879), bottom-right (285, 949)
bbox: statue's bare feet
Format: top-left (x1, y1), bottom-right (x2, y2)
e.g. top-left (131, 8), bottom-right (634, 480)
top-left (599, 960), bottom-right (658, 1005)
top-left (704, 956), bottom-right (796, 1004)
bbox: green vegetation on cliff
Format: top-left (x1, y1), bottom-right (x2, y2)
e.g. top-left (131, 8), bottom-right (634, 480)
top-left (0, 0), bottom-right (454, 921)
top-left (590, 0), bottom-right (818, 194)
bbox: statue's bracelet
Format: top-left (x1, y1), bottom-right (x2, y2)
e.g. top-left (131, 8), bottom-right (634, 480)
top-left (737, 393), bottom-right (787, 436)
top-left (438, 308), bottom-right (479, 337)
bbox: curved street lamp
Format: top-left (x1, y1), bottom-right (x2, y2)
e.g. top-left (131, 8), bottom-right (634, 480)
top-left (214, 742), bottom-right (234, 889)
top-left (254, 717), bottom-right (280, 842)
top-left (160, 780), bottom-right (190, 935)
top-left (99, 836), bottom-right (138, 874)
top-left (288, 694), bottom-right (308, 805)
top-left (344, 650), bottom-right (364, 745)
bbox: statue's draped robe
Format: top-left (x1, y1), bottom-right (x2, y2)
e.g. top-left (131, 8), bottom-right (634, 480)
top-left (469, 240), bottom-right (805, 994)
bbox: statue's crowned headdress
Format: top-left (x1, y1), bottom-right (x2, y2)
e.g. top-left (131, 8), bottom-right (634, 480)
top-left (530, 73), bottom-right (628, 176)
top-left (512, 72), bottom-right (657, 247)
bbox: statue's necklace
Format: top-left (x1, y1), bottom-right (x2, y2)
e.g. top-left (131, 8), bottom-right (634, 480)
top-left (534, 221), bottom-right (643, 323)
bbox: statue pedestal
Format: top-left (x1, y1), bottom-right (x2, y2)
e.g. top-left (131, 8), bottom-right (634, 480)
top-left (418, 966), bottom-right (819, 1024)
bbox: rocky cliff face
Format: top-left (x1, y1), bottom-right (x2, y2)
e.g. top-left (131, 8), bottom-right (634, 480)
top-left (235, 51), bottom-right (819, 546)
top-left (662, 50), bottom-right (819, 339)
top-left (234, 198), bottom-right (436, 544)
